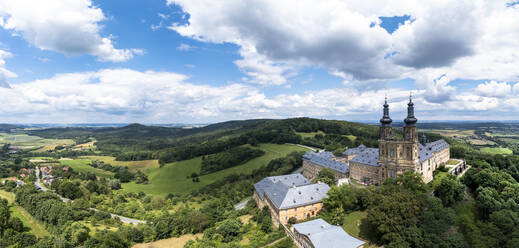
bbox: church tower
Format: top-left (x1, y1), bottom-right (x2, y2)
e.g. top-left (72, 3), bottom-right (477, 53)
top-left (403, 94), bottom-right (418, 142)
top-left (402, 94), bottom-right (419, 164)
top-left (379, 97), bottom-right (392, 140)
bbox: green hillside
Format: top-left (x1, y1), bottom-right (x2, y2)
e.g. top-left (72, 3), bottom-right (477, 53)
top-left (121, 143), bottom-right (308, 195)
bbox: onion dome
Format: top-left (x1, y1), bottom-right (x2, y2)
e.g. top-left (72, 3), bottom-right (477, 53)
top-left (379, 97), bottom-right (392, 126)
top-left (404, 94), bottom-right (418, 126)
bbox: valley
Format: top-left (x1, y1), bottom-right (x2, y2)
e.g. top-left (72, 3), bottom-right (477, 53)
top-left (0, 119), bottom-right (518, 247)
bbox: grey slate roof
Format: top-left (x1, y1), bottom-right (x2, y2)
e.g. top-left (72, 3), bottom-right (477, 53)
top-left (349, 148), bottom-right (379, 166)
top-left (347, 139), bottom-right (448, 166)
top-left (254, 174), bottom-right (310, 201)
top-left (268, 182), bottom-right (330, 210)
top-left (293, 218), bottom-right (365, 248)
top-left (419, 139), bottom-right (449, 163)
top-left (342, 144), bottom-right (367, 156)
top-left (303, 151), bottom-right (349, 174)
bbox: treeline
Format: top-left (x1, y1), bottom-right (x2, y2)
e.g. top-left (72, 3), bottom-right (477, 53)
top-left (195, 151), bottom-right (305, 204)
top-left (0, 198), bottom-right (38, 247)
top-left (200, 147), bottom-right (264, 175)
top-left (28, 118), bottom-right (384, 166)
top-left (28, 149), bottom-right (96, 159)
top-left (15, 187), bottom-right (79, 230)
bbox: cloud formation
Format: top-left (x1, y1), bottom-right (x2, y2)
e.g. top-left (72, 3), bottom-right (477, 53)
top-left (0, 0), bottom-right (139, 62)
top-left (167, 0), bottom-right (519, 101)
top-left (1, 68), bottom-right (519, 123)
top-left (0, 49), bottom-right (16, 87)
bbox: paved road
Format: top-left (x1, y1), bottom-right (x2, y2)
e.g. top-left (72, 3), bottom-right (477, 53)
top-left (34, 167), bottom-right (47, 192)
top-left (284, 143), bottom-right (317, 151)
top-left (35, 166), bottom-right (146, 225)
top-left (234, 198), bottom-right (250, 210)
top-left (88, 208), bottom-right (147, 225)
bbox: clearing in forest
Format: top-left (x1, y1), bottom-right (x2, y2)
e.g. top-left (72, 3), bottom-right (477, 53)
top-left (132, 234), bottom-right (202, 248)
top-left (81, 155), bottom-right (159, 173)
top-left (59, 159), bottom-right (115, 178)
top-left (0, 189), bottom-right (50, 238)
top-left (122, 143), bottom-right (309, 196)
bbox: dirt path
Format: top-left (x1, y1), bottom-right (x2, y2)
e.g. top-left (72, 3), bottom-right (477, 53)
top-left (260, 237), bottom-right (287, 248)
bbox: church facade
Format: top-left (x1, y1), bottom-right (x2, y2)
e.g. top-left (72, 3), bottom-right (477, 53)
top-left (347, 97), bottom-right (449, 185)
top-left (302, 96), bottom-right (450, 185)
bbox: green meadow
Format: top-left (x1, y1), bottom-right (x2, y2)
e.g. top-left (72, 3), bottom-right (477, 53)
top-left (0, 133), bottom-right (74, 151)
top-left (59, 159), bottom-right (114, 178)
top-left (480, 147), bottom-right (513, 155)
top-left (121, 143), bottom-right (309, 196)
top-left (0, 189), bottom-right (50, 238)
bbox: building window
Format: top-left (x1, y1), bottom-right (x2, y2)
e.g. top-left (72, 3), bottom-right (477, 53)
top-left (391, 170), bottom-right (395, 178)
top-left (391, 149), bottom-right (395, 158)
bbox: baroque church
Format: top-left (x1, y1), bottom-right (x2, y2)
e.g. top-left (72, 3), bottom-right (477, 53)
top-left (302, 96), bottom-right (450, 185)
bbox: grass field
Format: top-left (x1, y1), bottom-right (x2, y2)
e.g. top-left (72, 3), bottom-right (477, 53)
top-left (424, 129), bottom-right (475, 138)
top-left (0, 189), bottom-right (50, 238)
top-left (0, 133), bottom-right (74, 151)
top-left (79, 221), bottom-right (119, 236)
top-left (122, 143), bottom-right (309, 196)
top-left (133, 234), bottom-right (202, 248)
top-left (430, 171), bottom-right (448, 189)
top-left (447, 159), bottom-right (461, 165)
top-left (81, 156), bottom-right (159, 173)
top-left (342, 211), bottom-right (367, 238)
top-left (467, 139), bottom-right (495, 146)
top-left (59, 159), bottom-right (114, 178)
top-left (296, 131), bottom-right (325, 138)
top-left (499, 138), bottom-right (519, 144)
top-left (480, 147), bottom-right (513, 155)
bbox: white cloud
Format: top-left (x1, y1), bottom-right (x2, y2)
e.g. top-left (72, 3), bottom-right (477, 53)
top-left (0, 49), bottom-right (16, 88)
top-left (0, 0), bottom-right (140, 62)
top-left (514, 83), bottom-right (519, 94)
top-left (3, 67), bottom-right (519, 122)
top-left (176, 43), bottom-right (196, 51)
top-left (475, 81), bottom-right (511, 97)
top-left (166, 0), bottom-right (519, 99)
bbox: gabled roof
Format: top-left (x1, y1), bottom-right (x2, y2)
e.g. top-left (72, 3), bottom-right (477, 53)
top-left (254, 174), bottom-right (330, 210)
top-left (293, 218), bottom-right (365, 248)
top-left (303, 151), bottom-right (349, 173)
top-left (349, 148), bottom-right (379, 166)
top-left (419, 139), bottom-right (449, 163)
top-left (254, 174), bottom-right (310, 201)
top-left (272, 183), bottom-right (330, 210)
top-left (342, 144), bottom-right (367, 156)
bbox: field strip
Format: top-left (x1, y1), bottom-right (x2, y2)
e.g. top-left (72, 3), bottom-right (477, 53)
top-left (0, 189), bottom-right (50, 237)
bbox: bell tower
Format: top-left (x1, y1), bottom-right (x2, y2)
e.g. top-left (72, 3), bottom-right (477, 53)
top-left (379, 96), bottom-right (392, 140)
top-left (402, 93), bottom-right (419, 163)
top-left (403, 94), bottom-right (418, 142)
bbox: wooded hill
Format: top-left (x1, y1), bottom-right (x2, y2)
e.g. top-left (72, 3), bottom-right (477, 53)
top-left (26, 118), bottom-right (388, 163)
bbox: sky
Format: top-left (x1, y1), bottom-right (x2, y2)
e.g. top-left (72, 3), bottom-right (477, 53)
top-left (0, 0), bottom-right (519, 124)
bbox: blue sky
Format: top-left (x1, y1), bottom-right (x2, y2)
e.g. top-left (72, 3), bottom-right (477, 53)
top-left (0, 1), bottom-right (518, 123)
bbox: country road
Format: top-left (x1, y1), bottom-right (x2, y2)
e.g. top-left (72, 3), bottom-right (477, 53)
top-left (234, 198), bottom-right (250, 210)
top-left (35, 166), bottom-right (146, 225)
